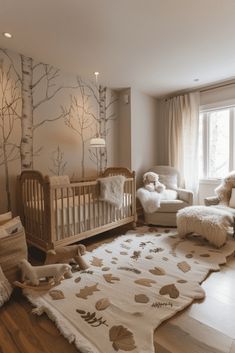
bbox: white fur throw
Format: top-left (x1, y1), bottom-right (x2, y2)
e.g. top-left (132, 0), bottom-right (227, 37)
top-left (137, 188), bottom-right (178, 213)
top-left (19, 259), bottom-right (72, 286)
top-left (0, 266), bottom-right (12, 307)
top-left (98, 175), bottom-right (125, 209)
top-left (177, 206), bottom-right (234, 248)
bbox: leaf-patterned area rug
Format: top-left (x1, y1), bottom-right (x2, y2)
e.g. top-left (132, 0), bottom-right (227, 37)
top-left (24, 226), bottom-right (235, 353)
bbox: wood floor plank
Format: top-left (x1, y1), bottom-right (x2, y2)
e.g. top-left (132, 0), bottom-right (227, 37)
top-left (0, 321), bottom-right (21, 353)
top-left (230, 341), bottom-right (235, 353)
top-left (0, 292), bottom-right (79, 353)
top-left (154, 316), bottom-right (232, 353)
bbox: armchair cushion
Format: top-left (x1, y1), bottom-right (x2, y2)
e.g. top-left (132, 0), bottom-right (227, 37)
top-left (204, 196), bottom-right (220, 206)
top-left (157, 200), bottom-right (189, 213)
top-left (176, 188), bottom-right (193, 205)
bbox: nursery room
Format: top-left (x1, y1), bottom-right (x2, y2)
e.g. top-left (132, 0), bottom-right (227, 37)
top-left (1, 0), bottom-right (235, 352)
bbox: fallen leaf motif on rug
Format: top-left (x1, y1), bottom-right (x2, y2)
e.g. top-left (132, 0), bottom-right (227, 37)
top-left (49, 290), bottom-right (65, 300)
top-left (91, 256), bottom-right (104, 267)
top-left (134, 278), bottom-right (156, 287)
top-left (76, 283), bottom-right (100, 299)
top-left (109, 325), bottom-right (136, 351)
top-left (95, 298), bottom-right (111, 311)
top-left (159, 284), bottom-right (180, 299)
top-left (76, 309), bottom-right (108, 327)
top-left (24, 226), bottom-right (235, 353)
top-left (177, 261), bottom-right (191, 273)
top-left (103, 274), bottom-right (120, 284)
top-left (149, 267), bottom-right (166, 276)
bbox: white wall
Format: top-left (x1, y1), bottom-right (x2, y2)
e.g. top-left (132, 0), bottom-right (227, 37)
top-left (117, 88), bottom-right (159, 187)
top-left (117, 88), bottom-right (132, 169)
top-left (130, 89), bottom-right (158, 187)
top-left (156, 98), bottom-right (169, 165)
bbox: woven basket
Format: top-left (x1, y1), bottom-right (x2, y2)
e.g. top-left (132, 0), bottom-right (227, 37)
top-left (0, 228), bottom-right (27, 284)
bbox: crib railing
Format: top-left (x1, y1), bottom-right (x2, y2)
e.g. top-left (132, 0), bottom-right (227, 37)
top-left (18, 168), bottom-right (136, 251)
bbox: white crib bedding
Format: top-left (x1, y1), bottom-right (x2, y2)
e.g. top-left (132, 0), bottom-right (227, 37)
top-left (25, 193), bottom-right (132, 239)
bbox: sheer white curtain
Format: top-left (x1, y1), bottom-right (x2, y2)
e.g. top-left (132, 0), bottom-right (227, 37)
top-left (167, 92), bottom-right (200, 198)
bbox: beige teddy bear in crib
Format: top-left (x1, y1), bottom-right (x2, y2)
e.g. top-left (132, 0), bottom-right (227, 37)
top-left (143, 172), bottom-right (166, 193)
top-left (44, 244), bottom-right (89, 277)
top-left (19, 259), bottom-right (72, 286)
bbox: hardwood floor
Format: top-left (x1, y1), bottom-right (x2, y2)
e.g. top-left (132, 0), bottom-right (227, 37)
top-left (1, 225), bottom-right (235, 353)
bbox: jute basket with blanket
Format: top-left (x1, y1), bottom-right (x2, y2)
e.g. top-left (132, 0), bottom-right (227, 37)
top-left (0, 228), bottom-right (28, 284)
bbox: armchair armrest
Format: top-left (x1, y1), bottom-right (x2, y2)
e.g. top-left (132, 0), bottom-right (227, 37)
top-left (175, 188), bottom-right (193, 205)
top-left (204, 196), bottom-right (220, 206)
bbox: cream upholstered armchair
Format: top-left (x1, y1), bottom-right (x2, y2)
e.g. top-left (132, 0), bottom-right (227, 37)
top-left (143, 166), bottom-right (193, 226)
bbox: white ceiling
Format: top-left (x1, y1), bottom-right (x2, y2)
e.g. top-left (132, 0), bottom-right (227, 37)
top-left (1, 0), bottom-right (235, 97)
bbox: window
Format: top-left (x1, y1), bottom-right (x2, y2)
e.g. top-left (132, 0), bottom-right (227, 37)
top-left (199, 106), bottom-right (235, 179)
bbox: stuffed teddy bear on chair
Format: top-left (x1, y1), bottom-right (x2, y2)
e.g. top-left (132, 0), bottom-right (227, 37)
top-left (143, 172), bottom-right (166, 193)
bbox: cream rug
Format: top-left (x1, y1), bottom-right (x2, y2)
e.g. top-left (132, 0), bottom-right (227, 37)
top-left (24, 226), bottom-right (235, 353)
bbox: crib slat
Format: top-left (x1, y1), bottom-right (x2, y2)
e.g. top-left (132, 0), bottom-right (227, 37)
top-left (92, 185), bottom-right (95, 229)
top-left (72, 186), bottom-right (76, 236)
top-left (67, 188), bottom-right (70, 236)
top-left (83, 186), bottom-right (86, 231)
top-left (88, 186), bottom-right (91, 230)
top-left (78, 186), bottom-right (81, 234)
top-left (61, 188), bottom-right (64, 239)
top-left (55, 189), bottom-right (58, 240)
top-left (40, 184), bottom-right (44, 240)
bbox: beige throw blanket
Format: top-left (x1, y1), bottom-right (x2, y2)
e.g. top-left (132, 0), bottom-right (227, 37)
top-left (98, 175), bottom-right (125, 208)
top-left (24, 226), bottom-right (235, 353)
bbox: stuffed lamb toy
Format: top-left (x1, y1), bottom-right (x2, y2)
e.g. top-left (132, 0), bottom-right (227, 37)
top-left (19, 259), bottom-right (72, 286)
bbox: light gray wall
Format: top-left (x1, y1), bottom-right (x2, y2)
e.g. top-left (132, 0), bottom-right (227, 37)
top-left (156, 98), bottom-right (169, 165)
top-left (130, 89), bottom-right (159, 187)
top-left (117, 88), bottom-right (132, 169)
top-left (117, 88), bottom-right (159, 187)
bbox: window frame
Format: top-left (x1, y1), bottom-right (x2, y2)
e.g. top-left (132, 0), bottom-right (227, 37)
top-left (199, 103), bottom-right (235, 180)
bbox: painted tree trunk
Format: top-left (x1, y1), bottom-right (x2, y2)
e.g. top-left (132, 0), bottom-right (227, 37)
top-left (99, 86), bottom-right (107, 172)
top-left (20, 55), bottom-right (34, 170)
top-left (3, 143), bottom-right (11, 211)
top-left (81, 138), bottom-right (85, 179)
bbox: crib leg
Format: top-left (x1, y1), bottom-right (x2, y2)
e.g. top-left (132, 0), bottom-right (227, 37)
top-left (132, 221), bottom-right (137, 229)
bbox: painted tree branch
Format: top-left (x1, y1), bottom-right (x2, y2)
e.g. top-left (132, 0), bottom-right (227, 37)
top-left (0, 58), bottom-right (21, 210)
top-left (49, 145), bottom-right (67, 176)
top-left (0, 49), bottom-right (22, 83)
top-left (63, 80), bottom-right (94, 178)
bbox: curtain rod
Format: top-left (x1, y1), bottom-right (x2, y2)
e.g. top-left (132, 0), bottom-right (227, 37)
top-left (163, 78), bottom-right (235, 101)
top-left (199, 80), bottom-right (235, 93)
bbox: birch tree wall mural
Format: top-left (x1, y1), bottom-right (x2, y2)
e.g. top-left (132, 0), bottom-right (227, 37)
top-left (0, 47), bottom-right (119, 213)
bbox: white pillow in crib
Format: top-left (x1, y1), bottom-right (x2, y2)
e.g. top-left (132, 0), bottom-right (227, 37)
top-left (160, 189), bottom-right (178, 200)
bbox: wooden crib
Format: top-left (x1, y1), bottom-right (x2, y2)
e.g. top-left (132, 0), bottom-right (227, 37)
top-left (17, 167), bottom-right (136, 251)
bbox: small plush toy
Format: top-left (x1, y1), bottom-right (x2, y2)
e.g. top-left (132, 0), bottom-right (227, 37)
top-left (18, 259), bottom-right (72, 286)
top-left (143, 172), bottom-right (165, 193)
top-left (45, 244), bottom-right (89, 273)
top-left (215, 170), bottom-right (235, 205)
